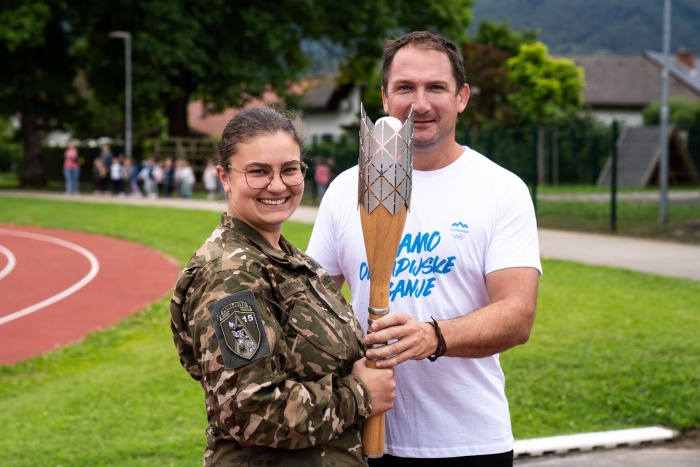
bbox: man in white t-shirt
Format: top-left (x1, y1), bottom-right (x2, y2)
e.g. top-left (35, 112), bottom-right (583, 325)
top-left (306, 31), bottom-right (542, 467)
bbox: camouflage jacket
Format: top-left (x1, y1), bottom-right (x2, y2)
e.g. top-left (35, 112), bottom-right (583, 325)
top-left (170, 214), bottom-right (371, 466)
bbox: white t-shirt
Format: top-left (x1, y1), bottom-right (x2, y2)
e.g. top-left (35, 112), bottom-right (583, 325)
top-left (306, 147), bottom-right (542, 458)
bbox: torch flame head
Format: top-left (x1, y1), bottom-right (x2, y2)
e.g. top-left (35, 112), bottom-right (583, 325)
top-left (358, 104), bottom-right (414, 215)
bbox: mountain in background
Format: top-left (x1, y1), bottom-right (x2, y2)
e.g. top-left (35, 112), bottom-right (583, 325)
top-left (471, 0), bottom-right (700, 55)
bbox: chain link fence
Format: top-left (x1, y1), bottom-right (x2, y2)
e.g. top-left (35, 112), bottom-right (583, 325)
top-left (308, 122), bottom-right (700, 244)
top-left (17, 121), bottom-right (700, 243)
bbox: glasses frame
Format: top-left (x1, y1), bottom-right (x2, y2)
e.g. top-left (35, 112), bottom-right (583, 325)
top-left (227, 161), bottom-right (308, 189)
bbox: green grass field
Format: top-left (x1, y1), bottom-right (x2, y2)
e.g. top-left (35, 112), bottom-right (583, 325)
top-left (536, 199), bottom-right (700, 244)
top-left (0, 196), bottom-right (698, 466)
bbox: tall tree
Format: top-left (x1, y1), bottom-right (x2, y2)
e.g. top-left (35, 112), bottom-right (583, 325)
top-left (473, 20), bottom-right (537, 55)
top-left (460, 21), bottom-right (537, 128)
top-left (506, 42), bottom-right (585, 184)
top-left (77, 0), bottom-right (474, 137)
top-left (0, 1), bottom-right (79, 187)
top-left (461, 42), bottom-right (516, 128)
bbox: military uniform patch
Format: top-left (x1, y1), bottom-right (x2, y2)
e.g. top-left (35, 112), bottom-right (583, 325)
top-left (208, 290), bottom-right (270, 369)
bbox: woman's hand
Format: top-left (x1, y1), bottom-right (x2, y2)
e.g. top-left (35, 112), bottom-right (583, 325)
top-left (351, 358), bottom-right (396, 417)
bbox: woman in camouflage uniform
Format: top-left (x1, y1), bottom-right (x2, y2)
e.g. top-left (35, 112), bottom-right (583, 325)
top-left (170, 107), bottom-right (396, 466)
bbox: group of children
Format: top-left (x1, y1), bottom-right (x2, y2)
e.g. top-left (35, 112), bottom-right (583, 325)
top-left (135, 156), bottom-right (198, 199)
top-left (91, 146), bottom-right (221, 200)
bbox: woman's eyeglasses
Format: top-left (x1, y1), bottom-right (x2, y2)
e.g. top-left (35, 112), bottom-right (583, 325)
top-left (228, 161), bottom-right (308, 189)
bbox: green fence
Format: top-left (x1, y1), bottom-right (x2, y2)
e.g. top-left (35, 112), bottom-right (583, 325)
top-left (307, 122), bottom-right (699, 244)
top-left (8, 122), bottom-right (698, 244)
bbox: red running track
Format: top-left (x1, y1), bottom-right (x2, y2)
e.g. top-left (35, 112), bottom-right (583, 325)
top-left (0, 224), bottom-right (180, 365)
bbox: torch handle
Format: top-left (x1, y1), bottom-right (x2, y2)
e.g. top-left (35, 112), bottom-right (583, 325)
top-left (361, 325), bottom-right (387, 458)
top-left (359, 203), bottom-right (407, 458)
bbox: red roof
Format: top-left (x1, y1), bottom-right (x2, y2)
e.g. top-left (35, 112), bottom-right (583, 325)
top-left (187, 91), bottom-right (283, 139)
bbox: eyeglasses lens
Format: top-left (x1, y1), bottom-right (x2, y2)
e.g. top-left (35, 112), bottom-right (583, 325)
top-left (245, 162), bottom-right (306, 189)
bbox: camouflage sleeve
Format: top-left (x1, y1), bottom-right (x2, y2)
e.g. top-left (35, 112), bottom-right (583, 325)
top-left (185, 268), bottom-right (371, 450)
top-left (170, 265), bottom-right (202, 380)
top-left (339, 374), bottom-right (372, 420)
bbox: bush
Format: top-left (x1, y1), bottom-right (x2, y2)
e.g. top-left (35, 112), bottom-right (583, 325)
top-left (644, 97), bottom-right (700, 132)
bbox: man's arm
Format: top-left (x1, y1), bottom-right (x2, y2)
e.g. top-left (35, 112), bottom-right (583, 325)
top-left (330, 274), bottom-right (345, 291)
top-left (364, 267), bottom-right (540, 368)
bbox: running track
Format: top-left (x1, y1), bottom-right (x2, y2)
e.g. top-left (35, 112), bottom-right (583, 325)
top-left (0, 224), bottom-right (180, 365)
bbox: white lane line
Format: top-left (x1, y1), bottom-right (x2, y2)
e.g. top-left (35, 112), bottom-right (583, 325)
top-left (0, 244), bottom-right (17, 280)
top-left (0, 228), bottom-right (100, 326)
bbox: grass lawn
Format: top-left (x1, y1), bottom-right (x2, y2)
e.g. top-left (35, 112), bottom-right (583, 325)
top-left (0, 196), bottom-right (698, 466)
top-left (537, 198), bottom-right (700, 244)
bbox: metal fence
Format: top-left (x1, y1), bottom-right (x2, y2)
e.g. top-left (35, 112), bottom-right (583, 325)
top-left (25, 122), bottom-right (699, 243)
top-left (308, 123), bottom-right (700, 243)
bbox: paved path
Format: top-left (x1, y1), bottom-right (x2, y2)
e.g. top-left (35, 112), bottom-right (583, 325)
top-left (538, 229), bottom-right (700, 281)
top-left (2, 190), bottom-right (699, 466)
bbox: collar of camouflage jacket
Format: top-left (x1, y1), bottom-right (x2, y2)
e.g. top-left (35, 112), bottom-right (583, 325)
top-left (220, 213), bottom-right (307, 268)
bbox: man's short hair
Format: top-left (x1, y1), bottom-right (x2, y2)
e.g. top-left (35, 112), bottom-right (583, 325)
top-left (382, 31), bottom-right (466, 93)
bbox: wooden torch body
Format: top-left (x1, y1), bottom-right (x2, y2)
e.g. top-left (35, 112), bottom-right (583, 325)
top-left (359, 203), bottom-right (407, 457)
top-left (358, 105), bottom-right (413, 458)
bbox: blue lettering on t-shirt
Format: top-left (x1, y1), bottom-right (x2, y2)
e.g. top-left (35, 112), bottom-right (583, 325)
top-left (359, 262), bottom-right (369, 281)
top-left (389, 277), bottom-right (436, 300)
top-left (394, 255), bottom-right (456, 276)
top-left (358, 230), bottom-right (458, 302)
top-left (397, 231), bottom-right (441, 255)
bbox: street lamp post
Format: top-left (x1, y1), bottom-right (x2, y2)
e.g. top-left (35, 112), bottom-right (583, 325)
top-left (109, 31), bottom-right (132, 160)
top-left (659, 0), bottom-right (671, 225)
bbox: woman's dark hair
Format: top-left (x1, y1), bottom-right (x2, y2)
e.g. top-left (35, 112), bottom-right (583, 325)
top-left (382, 31), bottom-right (466, 93)
top-left (218, 106), bottom-right (304, 172)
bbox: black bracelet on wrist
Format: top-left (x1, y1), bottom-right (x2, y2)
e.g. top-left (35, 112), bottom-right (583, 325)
top-left (427, 317), bottom-right (447, 362)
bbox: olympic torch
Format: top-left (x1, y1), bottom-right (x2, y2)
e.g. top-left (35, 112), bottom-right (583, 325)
top-left (358, 104), bottom-right (413, 458)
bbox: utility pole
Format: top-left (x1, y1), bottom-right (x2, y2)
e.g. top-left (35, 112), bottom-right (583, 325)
top-left (659, 0), bottom-right (671, 224)
top-left (109, 31), bottom-right (132, 160)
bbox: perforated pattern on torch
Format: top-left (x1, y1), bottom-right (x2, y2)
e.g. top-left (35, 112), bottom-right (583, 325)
top-left (358, 105), bottom-right (414, 215)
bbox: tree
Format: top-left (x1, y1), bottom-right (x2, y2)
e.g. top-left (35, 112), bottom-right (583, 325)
top-left (78, 0), bottom-right (474, 138)
top-left (472, 20), bottom-right (537, 55)
top-left (462, 42), bottom-right (515, 127)
top-left (506, 42), bottom-right (585, 184)
top-left (0, 1), bottom-right (79, 187)
top-left (2, 0), bottom-right (475, 186)
top-left (506, 42), bottom-right (584, 125)
top-left (460, 21), bottom-right (537, 128)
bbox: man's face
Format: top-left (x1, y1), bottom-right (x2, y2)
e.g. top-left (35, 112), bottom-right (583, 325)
top-left (382, 46), bottom-right (469, 152)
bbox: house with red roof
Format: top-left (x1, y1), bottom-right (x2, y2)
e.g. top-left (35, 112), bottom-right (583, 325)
top-left (187, 75), bottom-right (361, 142)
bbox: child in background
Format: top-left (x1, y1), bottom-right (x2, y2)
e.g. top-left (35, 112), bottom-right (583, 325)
top-left (124, 158), bottom-right (142, 197)
top-left (110, 155), bottom-right (125, 196)
top-left (139, 156), bottom-right (159, 198)
top-left (92, 158), bottom-right (108, 195)
top-left (175, 158), bottom-right (196, 199)
top-left (202, 160), bottom-right (219, 200)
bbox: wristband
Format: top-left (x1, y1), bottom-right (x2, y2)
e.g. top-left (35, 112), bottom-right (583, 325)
top-left (427, 317), bottom-right (447, 362)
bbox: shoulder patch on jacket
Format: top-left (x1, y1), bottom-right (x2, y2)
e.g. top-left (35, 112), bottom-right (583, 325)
top-left (208, 290), bottom-right (270, 370)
